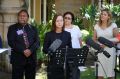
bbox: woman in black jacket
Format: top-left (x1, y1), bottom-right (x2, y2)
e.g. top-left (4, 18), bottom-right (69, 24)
top-left (43, 14), bottom-right (72, 79)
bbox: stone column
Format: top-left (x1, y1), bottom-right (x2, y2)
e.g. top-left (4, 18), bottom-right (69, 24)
top-left (111, 0), bottom-right (113, 4)
top-left (0, 0), bottom-right (24, 72)
top-left (98, 0), bottom-right (102, 10)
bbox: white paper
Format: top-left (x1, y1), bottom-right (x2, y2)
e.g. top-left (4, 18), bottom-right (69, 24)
top-left (78, 66), bottom-right (87, 72)
top-left (0, 48), bottom-right (10, 53)
top-left (17, 30), bottom-right (23, 35)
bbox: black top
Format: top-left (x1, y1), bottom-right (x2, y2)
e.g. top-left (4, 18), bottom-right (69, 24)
top-left (7, 23), bottom-right (40, 64)
top-left (43, 31), bottom-right (72, 54)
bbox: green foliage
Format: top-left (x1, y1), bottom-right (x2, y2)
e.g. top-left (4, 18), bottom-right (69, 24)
top-left (47, 0), bottom-right (56, 21)
top-left (81, 67), bottom-right (95, 79)
top-left (80, 5), bottom-right (97, 20)
top-left (75, 5), bottom-right (98, 42)
top-left (73, 17), bottom-right (84, 29)
top-left (79, 4), bottom-right (98, 32)
top-left (30, 19), bottom-right (52, 61)
top-left (81, 67), bottom-right (120, 79)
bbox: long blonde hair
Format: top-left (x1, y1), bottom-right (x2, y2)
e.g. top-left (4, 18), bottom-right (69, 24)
top-left (98, 8), bottom-right (112, 27)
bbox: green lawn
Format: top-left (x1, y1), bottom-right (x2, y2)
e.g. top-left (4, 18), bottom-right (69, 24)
top-left (37, 64), bottom-right (120, 79)
top-left (80, 67), bottom-right (95, 79)
top-left (80, 67), bottom-right (120, 79)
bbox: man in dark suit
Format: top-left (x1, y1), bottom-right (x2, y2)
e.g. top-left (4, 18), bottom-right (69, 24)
top-left (7, 9), bottom-right (40, 79)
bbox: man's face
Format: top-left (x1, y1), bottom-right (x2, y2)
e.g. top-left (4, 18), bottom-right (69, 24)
top-left (18, 11), bottom-right (29, 25)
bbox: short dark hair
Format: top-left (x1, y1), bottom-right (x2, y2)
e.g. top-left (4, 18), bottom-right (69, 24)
top-left (63, 11), bottom-right (74, 22)
top-left (18, 9), bottom-right (29, 17)
top-left (52, 14), bottom-right (64, 31)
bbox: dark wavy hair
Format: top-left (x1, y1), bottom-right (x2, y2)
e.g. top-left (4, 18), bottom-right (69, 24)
top-left (51, 14), bottom-right (64, 32)
top-left (63, 11), bottom-right (74, 23)
top-left (18, 9), bottom-right (29, 18)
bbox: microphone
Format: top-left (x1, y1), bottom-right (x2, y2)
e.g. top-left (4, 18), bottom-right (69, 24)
top-left (48, 39), bottom-right (62, 53)
top-left (98, 37), bottom-right (120, 50)
top-left (98, 37), bottom-right (114, 48)
top-left (86, 37), bottom-right (111, 58)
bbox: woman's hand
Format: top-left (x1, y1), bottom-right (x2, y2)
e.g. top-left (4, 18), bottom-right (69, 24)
top-left (100, 44), bottom-right (106, 48)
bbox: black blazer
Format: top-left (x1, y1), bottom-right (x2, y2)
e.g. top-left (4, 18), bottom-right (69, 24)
top-left (7, 23), bottom-right (40, 64)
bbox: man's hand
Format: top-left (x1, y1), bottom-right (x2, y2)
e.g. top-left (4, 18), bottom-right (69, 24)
top-left (24, 49), bottom-right (32, 57)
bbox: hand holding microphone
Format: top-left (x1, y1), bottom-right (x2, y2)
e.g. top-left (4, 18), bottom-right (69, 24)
top-left (85, 37), bottom-right (111, 58)
top-left (98, 37), bottom-right (120, 50)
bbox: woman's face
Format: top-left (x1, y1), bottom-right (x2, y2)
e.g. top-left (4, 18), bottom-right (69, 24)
top-left (64, 14), bottom-right (72, 25)
top-left (100, 11), bottom-right (110, 22)
top-left (55, 16), bottom-right (64, 28)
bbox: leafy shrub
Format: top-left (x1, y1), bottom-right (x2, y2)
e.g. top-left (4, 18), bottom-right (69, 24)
top-left (30, 19), bottom-right (52, 62)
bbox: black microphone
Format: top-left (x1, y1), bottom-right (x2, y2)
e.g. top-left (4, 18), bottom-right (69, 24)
top-left (98, 37), bottom-right (114, 48)
top-left (86, 37), bottom-right (111, 58)
top-left (98, 37), bottom-right (120, 50)
top-left (48, 39), bottom-right (62, 53)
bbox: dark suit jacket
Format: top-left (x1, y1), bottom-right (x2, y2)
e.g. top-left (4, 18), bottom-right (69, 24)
top-left (7, 23), bottom-right (40, 65)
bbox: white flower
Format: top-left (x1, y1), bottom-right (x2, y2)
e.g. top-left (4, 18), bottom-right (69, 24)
top-left (30, 18), bottom-right (35, 23)
top-left (52, 4), bottom-right (55, 7)
top-left (84, 13), bottom-right (90, 20)
top-left (117, 12), bottom-right (120, 16)
top-left (49, 20), bottom-right (52, 24)
top-left (81, 30), bottom-right (89, 36)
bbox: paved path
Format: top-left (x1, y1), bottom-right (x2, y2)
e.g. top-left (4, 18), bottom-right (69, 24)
top-left (0, 71), bottom-right (11, 79)
top-left (0, 70), bottom-right (47, 79)
top-left (0, 62), bottom-right (93, 79)
top-left (0, 63), bottom-right (47, 79)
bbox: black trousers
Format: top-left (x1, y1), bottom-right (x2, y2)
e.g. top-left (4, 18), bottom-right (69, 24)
top-left (70, 67), bottom-right (80, 79)
top-left (69, 63), bottom-right (80, 79)
top-left (47, 62), bottom-right (71, 79)
top-left (12, 62), bottom-right (36, 79)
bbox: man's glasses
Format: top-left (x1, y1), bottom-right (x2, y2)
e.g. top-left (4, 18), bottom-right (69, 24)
top-left (64, 17), bottom-right (72, 20)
